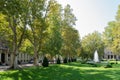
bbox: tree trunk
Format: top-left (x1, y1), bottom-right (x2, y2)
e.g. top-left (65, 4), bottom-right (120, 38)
top-left (10, 51), bottom-right (18, 69)
top-left (14, 55), bottom-right (18, 69)
top-left (33, 47), bottom-right (39, 66)
top-left (10, 53), bottom-right (13, 67)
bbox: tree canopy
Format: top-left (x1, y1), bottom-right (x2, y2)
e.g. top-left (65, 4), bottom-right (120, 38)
top-left (104, 5), bottom-right (120, 54)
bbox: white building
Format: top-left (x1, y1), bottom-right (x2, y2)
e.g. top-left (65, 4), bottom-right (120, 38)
top-left (104, 48), bottom-right (120, 60)
top-left (0, 41), bottom-right (33, 65)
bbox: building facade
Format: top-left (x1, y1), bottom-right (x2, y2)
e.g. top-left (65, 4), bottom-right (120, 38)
top-left (0, 41), bottom-right (33, 65)
top-left (104, 48), bottom-right (120, 60)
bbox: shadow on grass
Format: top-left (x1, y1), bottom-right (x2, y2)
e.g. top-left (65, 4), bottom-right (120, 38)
top-left (0, 63), bottom-right (120, 80)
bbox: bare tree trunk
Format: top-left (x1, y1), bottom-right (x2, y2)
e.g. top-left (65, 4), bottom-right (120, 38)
top-left (13, 49), bottom-right (19, 69)
top-left (33, 47), bottom-right (39, 66)
top-left (10, 53), bottom-right (13, 67)
top-left (10, 51), bottom-right (18, 69)
top-left (14, 55), bottom-right (18, 69)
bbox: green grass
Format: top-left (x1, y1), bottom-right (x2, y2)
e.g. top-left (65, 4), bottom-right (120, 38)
top-left (0, 62), bottom-right (120, 80)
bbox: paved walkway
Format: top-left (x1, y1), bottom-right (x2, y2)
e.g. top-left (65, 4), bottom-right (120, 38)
top-left (0, 64), bottom-right (35, 71)
top-left (0, 66), bottom-right (10, 71)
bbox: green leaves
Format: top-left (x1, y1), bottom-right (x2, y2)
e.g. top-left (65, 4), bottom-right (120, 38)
top-left (46, 0), bottom-right (63, 56)
top-left (63, 4), bottom-right (77, 27)
top-left (104, 5), bottom-right (120, 54)
top-left (0, 0), bottom-right (80, 66)
top-left (81, 31), bottom-right (104, 59)
top-left (61, 26), bottom-right (80, 58)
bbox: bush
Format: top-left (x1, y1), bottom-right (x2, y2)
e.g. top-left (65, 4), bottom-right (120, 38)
top-left (57, 58), bottom-right (61, 64)
top-left (92, 64), bottom-right (97, 67)
top-left (63, 58), bottom-right (67, 63)
top-left (73, 58), bottom-right (77, 62)
top-left (110, 62), bottom-right (115, 65)
top-left (116, 62), bottom-right (118, 64)
top-left (68, 58), bottom-right (71, 62)
top-left (104, 63), bottom-right (112, 68)
top-left (87, 63), bottom-right (97, 67)
top-left (42, 56), bottom-right (49, 67)
top-left (71, 58), bottom-right (74, 62)
top-left (81, 60), bottom-right (87, 64)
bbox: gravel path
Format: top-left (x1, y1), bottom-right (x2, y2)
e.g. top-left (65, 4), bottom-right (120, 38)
top-left (0, 63), bottom-right (37, 71)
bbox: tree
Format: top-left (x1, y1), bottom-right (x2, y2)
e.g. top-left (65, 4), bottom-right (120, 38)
top-left (104, 5), bottom-right (120, 54)
top-left (81, 31), bottom-right (104, 62)
top-left (104, 21), bottom-right (120, 54)
top-left (26, 0), bottom-right (48, 66)
top-left (63, 4), bottom-right (77, 27)
top-left (19, 39), bottom-right (34, 55)
top-left (61, 27), bottom-right (80, 61)
top-left (45, 0), bottom-right (63, 60)
top-left (0, 0), bottom-right (29, 69)
top-left (60, 4), bottom-right (78, 60)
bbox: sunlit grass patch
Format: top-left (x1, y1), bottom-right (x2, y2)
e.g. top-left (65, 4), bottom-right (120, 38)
top-left (0, 62), bottom-right (120, 80)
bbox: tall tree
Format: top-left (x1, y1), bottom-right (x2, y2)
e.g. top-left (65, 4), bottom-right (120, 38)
top-left (104, 5), bottom-right (120, 54)
top-left (61, 4), bottom-right (78, 59)
top-left (63, 4), bottom-right (76, 27)
top-left (0, 0), bottom-right (29, 69)
top-left (26, 0), bottom-right (48, 65)
top-left (46, 0), bottom-right (63, 59)
top-left (61, 27), bottom-right (80, 59)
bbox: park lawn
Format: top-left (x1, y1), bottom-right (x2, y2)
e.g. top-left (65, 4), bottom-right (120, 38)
top-left (0, 62), bottom-right (120, 80)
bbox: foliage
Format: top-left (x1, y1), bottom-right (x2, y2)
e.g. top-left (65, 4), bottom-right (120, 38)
top-left (103, 5), bottom-right (120, 54)
top-left (104, 63), bottom-right (112, 68)
top-left (0, 13), bottom-right (11, 45)
top-left (81, 31), bottom-right (104, 60)
top-left (42, 56), bottom-right (49, 67)
top-left (0, 0), bottom-right (29, 69)
top-left (0, 0), bottom-right (80, 68)
top-left (25, 0), bottom-right (48, 65)
top-left (63, 4), bottom-right (77, 27)
top-left (63, 57), bottom-right (67, 63)
top-left (19, 39), bottom-right (34, 55)
top-left (61, 27), bottom-right (80, 59)
top-left (57, 57), bottom-right (61, 64)
top-left (60, 4), bottom-right (79, 59)
top-left (45, 0), bottom-right (63, 57)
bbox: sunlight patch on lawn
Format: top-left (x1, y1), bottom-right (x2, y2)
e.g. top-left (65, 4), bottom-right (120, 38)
top-left (1, 62), bottom-right (120, 80)
top-left (59, 64), bottom-right (106, 71)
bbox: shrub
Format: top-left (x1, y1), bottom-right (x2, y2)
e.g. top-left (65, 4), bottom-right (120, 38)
top-left (68, 58), bottom-right (71, 62)
top-left (57, 57), bottom-right (61, 64)
top-left (74, 58), bottom-right (77, 62)
top-left (71, 58), bottom-right (74, 62)
top-left (104, 63), bottom-right (112, 68)
top-left (110, 62), bottom-right (115, 65)
top-left (81, 60), bottom-right (87, 64)
top-left (63, 57), bottom-right (67, 63)
top-left (42, 56), bottom-right (49, 67)
top-left (92, 64), bottom-right (97, 67)
top-left (87, 63), bottom-right (97, 67)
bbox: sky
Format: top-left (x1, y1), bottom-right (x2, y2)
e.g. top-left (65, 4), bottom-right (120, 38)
top-left (56, 0), bottom-right (120, 38)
